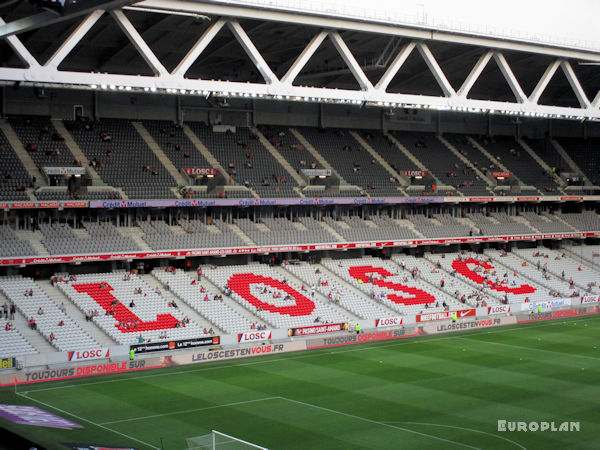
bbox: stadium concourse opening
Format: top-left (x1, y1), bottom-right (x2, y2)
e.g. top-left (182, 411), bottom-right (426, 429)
top-left (0, 0), bottom-right (600, 448)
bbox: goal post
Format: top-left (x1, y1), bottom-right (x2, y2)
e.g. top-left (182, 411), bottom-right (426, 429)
top-left (186, 430), bottom-right (268, 450)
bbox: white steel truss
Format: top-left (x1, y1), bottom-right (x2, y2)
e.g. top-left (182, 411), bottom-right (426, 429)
top-left (0, 4), bottom-right (599, 121)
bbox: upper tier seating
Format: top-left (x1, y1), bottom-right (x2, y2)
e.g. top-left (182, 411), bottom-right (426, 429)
top-left (407, 213), bottom-right (472, 238)
top-left (141, 218), bottom-right (246, 250)
top-left (187, 123), bottom-right (297, 198)
top-left (473, 136), bottom-right (558, 193)
top-left (0, 129), bottom-right (31, 200)
top-left (324, 215), bottom-right (419, 241)
top-left (466, 212), bottom-right (536, 236)
top-left (392, 131), bottom-right (489, 196)
top-left (235, 217), bottom-right (339, 245)
top-left (57, 272), bottom-right (208, 345)
top-left (559, 211), bottom-right (600, 231)
top-left (39, 221), bottom-right (140, 255)
top-left (65, 119), bottom-right (176, 199)
top-left (520, 211), bottom-right (574, 233)
top-left (0, 225), bottom-right (37, 257)
top-left (297, 127), bottom-right (400, 195)
top-left (558, 137), bottom-right (600, 185)
top-left (203, 263), bottom-right (349, 329)
top-left (152, 268), bottom-right (256, 334)
top-left (8, 116), bottom-right (76, 175)
top-left (0, 276), bottom-right (99, 351)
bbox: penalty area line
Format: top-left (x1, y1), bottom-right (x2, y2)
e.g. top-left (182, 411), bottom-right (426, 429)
top-left (277, 396), bottom-right (481, 450)
top-left (15, 391), bottom-right (160, 450)
top-left (384, 421), bottom-right (526, 450)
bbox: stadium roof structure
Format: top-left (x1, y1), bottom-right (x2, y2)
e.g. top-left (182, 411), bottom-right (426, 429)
top-left (1, 0), bottom-right (600, 121)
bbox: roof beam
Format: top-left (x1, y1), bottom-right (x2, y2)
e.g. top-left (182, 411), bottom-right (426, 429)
top-left (493, 52), bottom-right (527, 103)
top-left (172, 19), bottom-right (225, 77)
top-left (328, 31), bottom-right (373, 91)
top-left (457, 51), bottom-right (492, 98)
top-left (592, 91), bottom-right (600, 109)
top-left (528, 59), bottom-right (560, 104)
top-left (560, 60), bottom-right (590, 108)
top-left (227, 21), bottom-right (278, 85)
top-left (281, 31), bottom-right (327, 85)
top-left (416, 42), bottom-right (455, 97)
top-left (0, 0), bottom-right (136, 39)
top-left (0, 18), bottom-right (40, 69)
top-left (110, 9), bottom-right (168, 76)
top-left (45, 10), bottom-right (105, 69)
top-left (137, 0), bottom-right (600, 63)
top-left (375, 41), bottom-right (415, 91)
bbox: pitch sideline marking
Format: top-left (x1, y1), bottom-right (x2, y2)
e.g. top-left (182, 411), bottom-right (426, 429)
top-left (23, 315), bottom-right (600, 395)
top-left (15, 392), bottom-right (160, 450)
top-left (277, 396), bottom-right (481, 449)
top-left (384, 421), bottom-right (526, 450)
top-left (455, 336), bottom-right (600, 362)
top-left (100, 396), bottom-right (278, 425)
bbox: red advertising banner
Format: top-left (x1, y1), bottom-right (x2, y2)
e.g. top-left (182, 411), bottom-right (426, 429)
top-left (402, 170), bottom-right (428, 177)
top-left (374, 317), bottom-right (403, 328)
top-left (416, 309), bottom-right (476, 322)
top-left (581, 295), bottom-right (599, 304)
top-left (288, 322), bottom-right (348, 336)
top-left (67, 348), bottom-right (110, 362)
top-left (0, 232), bottom-right (598, 267)
top-left (183, 167), bottom-right (218, 176)
top-left (488, 305), bottom-right (511, 314)
top-left (492, 171), bottom-right (511, 178)
top-left (237, 330), bottom-right (273, 343)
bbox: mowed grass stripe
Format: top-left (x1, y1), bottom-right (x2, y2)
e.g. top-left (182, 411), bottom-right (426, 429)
top-left (2, 315), bottom-right (600, 449)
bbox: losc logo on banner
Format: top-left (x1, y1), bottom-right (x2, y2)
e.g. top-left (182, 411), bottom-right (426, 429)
top-left (581, 295), bottom-right (599, 304)
top-left (375, 317), bottom-right (403, 328)
top-left (488, 305), bottom-right (510, 314)
top-left (238, 330), bottom-right (272, 343)
top-left (68, 348), bottom-right (110, 362)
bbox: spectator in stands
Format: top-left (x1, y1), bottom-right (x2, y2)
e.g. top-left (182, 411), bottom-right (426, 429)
top-left (29, 317), bottom-right (36, 330)
top-left (129, 299), bottom-right (135, 308)
top-left (49, 332), bottom-right (55, 342)
top-left (5, 321), bottom-right (13, 331)
top-left (58, 319), bottom-right (64, 327)
top-left (9, 303), bottom-right (15, 320)
top-left (37, 306), bottom-right (43, 315)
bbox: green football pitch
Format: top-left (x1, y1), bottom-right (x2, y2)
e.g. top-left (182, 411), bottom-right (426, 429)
top-left (1, 315), bottom-right (600, 450)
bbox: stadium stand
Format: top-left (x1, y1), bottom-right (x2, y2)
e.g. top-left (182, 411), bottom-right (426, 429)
top-left (558, 138), bottom-right (600, 185)
top-left (283, 261), bottom-right (392, 319)
top-left (152, 268), bottom-right (258, 334)
top-left (297, 127), bottom-right (400, 195)
top-left (187, 123), bottom-right (298, 197)
top-left (64, 119), bottom-right (176, 199)
top-left (322, 257), bottom-right (463, 316)
top-left (472, 135), bottom-right (559, 193)
top-left (39, 221), bottom-right (140, 255)
top-left (203, 263), bottom-right (349, 329)
top-left (0, 224), bottom-right (37, 257)
top-left (0, 276), bottom-right (100, 351)
top-left (57, 272), bottom-right (208, 345)
top-left (0, 317), bottom-right (38, 358)
top-left (391, 131), bottom-right (488, 195)
top-left (428, 251), bottom-right (564, 304)
top-left (0, 128), bottom-right (32, 200)
top-left (8, 116), bottom-right (76, 173)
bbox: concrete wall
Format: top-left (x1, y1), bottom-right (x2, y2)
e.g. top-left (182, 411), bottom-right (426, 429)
top-left (2, 86), bottom-right (598, 138)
